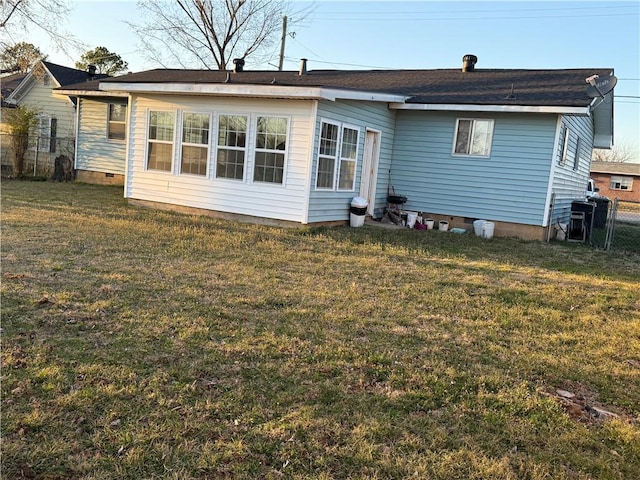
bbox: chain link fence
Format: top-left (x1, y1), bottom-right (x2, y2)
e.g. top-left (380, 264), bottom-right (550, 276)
top-left (561, 197), bottom-right (640, 254)
top-left (1, 133), bottom-right (75, 178)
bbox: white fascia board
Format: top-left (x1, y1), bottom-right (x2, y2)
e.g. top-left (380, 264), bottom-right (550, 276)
top-left (99, 82), bottom-right (407, 102)
top-left (6, 74), bottom-right (34, 102)
top-left (55, 89), bottom-right (128, 98)
top-left (389, 102), bottom-right (590, 115)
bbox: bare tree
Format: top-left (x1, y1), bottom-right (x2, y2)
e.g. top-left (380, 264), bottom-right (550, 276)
top-left (0, 0), bottom-right (83, 55)
top-left (130, 0), bottom-right (307, 70)
top-left (592, 142), bottom-right (637, 163)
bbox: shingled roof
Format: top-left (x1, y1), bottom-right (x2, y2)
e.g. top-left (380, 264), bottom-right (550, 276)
top-left (43, 61), bottom-right (109, 87)
top-left (90, 66), bottom-right (613, 107)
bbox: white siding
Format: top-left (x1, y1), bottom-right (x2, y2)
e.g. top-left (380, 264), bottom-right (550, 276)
top-left (126, 95), bottom-right (315, 223)
top-left (76, 98), bottom-right (127, 175)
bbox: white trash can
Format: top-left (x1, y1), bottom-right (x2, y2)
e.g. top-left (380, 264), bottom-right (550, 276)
top-left (473, 220), bottom-right (486, 237)
top-left (350, 197), bottom-right (368, 227)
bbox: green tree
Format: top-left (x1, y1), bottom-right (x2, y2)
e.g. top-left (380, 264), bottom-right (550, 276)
top-left (5, 104), bottom-right (39, 177)
top-left (0, 42), bottom-right (46, 73)
top-left (75, 46), bottom-right (128, 76)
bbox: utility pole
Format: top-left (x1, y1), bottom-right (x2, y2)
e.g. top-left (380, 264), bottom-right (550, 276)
top-left (278, 15), bottom-right (287, 71)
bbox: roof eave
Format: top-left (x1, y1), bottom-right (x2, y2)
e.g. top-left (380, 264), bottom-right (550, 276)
top-left (99, 82), bottom-right (407, 102)
top-left (389, 103), bottom-right (590, 114)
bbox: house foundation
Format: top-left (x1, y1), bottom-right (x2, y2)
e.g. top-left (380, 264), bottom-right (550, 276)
top-left (76, 170), bottom-right (125, 186)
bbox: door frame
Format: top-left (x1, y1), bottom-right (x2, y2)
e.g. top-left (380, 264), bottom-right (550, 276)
top-left (360, 128), bottom-right (381, 216)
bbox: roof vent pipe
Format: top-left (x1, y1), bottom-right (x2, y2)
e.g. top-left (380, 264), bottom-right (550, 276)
top-left (462, 54), bottom-right (477, 72)
top-left (299, 58), bottom-right (307, 76)
top-left (233, 58), bottom-right (245, 73)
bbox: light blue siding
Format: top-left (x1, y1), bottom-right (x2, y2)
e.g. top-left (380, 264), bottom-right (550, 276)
top-left (550, 114), bottom-right (595, 225)
top-left (76, 97), bottom-right (127, 175)
top-left (307, 100), bottom-right (396, 223)
top-left (389, 111), bottom-right (558, 225)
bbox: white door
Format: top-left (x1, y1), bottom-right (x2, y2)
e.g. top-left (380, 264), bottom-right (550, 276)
top-left (360, 129), bottom-right (381, 215)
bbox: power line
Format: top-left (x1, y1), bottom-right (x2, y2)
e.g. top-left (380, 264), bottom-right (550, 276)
top-left (318, 5), bottom-right (638, 16)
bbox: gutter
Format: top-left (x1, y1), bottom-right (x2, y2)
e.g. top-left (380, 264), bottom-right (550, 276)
top-left (389, 103), bottom-right (590, 115)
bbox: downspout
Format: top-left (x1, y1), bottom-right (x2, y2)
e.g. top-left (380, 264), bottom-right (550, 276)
top-left (123, 93), bottom-right (133, 198)
top-left (73, 98), bottom-right (80, 174)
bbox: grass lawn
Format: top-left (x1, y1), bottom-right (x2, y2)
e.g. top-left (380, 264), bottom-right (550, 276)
top-left (2, 180), bottom-right (639, 479)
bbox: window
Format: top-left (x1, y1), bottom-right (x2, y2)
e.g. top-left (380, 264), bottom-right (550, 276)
top-left (573, 137), bottom-right (581, 170)
top-left (338, 126), bottom-right (359, 190)
top-left (147, 111), bottom-right (175, 172)
top-left (453, 119), bottom-right (493, 156)
top-left (181, 112), bottom-right (210, 176)
top-left (558, 125), bottom-right (569, 165)
top-left (610, 176), bottom-right (633, 191)
top-left (253, 116), bottom-right (288, 184)
top-left (216, 115), bottom-right (247, 180)
top-left (108, 103), bottom-right (127, 140)
top-left (36, 115), bottom-right (51, 152)
top-left (315, 120), bottom-right (360, 191)
top-left (316, 121), bottom-right (339, 189)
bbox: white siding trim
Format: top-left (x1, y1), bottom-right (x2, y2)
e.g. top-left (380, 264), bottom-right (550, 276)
top-left (100, 82), bottom-right (407, 103)
top-left (543, 115), bottom-right (563, 227)
top-left (302, 101), bottom-right (319, 224)
top-left (390, 103), bottom-right (589, 115)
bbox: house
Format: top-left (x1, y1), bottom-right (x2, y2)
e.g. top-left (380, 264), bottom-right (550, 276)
top-left (57, 56), bottom-right (615, 240)
top-left (2, 61), bottom-right (107, 175)
top-left (1, 71), bottom-right (27, 171)
top-left (590, 161), bottom-right (640, 203)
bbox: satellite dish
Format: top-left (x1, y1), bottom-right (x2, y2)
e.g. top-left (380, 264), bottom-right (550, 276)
top-left (586, 74), bottom-right (617, 98)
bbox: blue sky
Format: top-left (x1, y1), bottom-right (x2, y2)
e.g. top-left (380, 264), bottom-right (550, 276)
top-left (19, 0), bottom-right (640, 158)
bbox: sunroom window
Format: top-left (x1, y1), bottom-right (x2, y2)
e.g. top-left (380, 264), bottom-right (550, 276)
top-left (217, 115), bottom-right (247, 180)
top-left (253, 116), bottom-right (288, 184)
top-left (315, 120), bottom-right (360, 191)
top-left (181, 112), bottom-right (210, 176)
top-left (147, 111), bottom-right (175, 172)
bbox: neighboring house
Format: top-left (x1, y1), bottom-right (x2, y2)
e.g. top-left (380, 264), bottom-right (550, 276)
top-left (57, 56), bottom-right (614, 240)
top-left (1, 71), bottom-right (27, 171)
top-left (590, 161), bottom-right (640, 203)
top-left (2, 61), bottom-right (107, 175)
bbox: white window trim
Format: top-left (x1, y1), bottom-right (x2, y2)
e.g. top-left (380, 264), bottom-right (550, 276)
top-left (337, 123), bottom-right (360, 192)
top-left (315, 118), bottom-right (360, 192)
top-left (572, 137), bottom-right (581, 170)
top-left (559, 125), bottom-right (569, 165)
top-left (315, 119), bottom-right (341, 191)
top-left (35, 114), bottom-right (51, 152)
top-left (145, 109), bottom-right (176, 174)
top-left (107, 103), bottom-right (127, 142)
top-left (214, 112), bottom-right (249, 183)
top-left (451, 118), bottom-right (494, 157)
top-left (179, 111), bottom-right (211, 177)
top-left (251, 114), bottom-right (290, 187)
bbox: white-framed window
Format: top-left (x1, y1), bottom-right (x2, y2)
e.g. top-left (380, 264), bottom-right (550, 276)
top-left (610, 175), bottom-right (633, 191)
top-left (573, 137), bottom-right (581, 170)
top-left (558, 125), bottom-right (569, 165)
top-left (36, 115), bottom-right (51, 152)
top-left (180, 112), bottom-right (210, 176)
top-left (315, 120), bottom-right (360, 191)
top-left (108, 103), bottom-right (127, 141)
top-left (253, 116), bottom-right (288, 184)
top-left (216, 114), bottom-right (247, 180)
top-left (452, 118), bottom-right (494, 157)
top-left (147, 110), bottom-right (175, 172)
